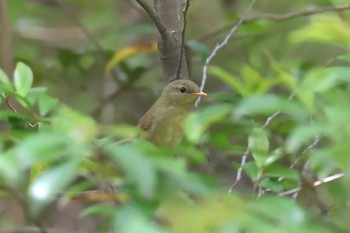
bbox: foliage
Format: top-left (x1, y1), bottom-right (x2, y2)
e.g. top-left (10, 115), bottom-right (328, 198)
top-left (1, 1), bottom-right (350, 233)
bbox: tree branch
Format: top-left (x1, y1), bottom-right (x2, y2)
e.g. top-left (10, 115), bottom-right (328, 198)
top-left (196, 0), bottom-right (256, 107)
top-left (246, 4), bottom-right (350, 23)
top-left (135, 0), bottom-right (168, 39)
top-left (201, 4), bottom-right (350, 42)
top-left (279, 173), bottom-right (344, 196)
top-left (153, 0), bottom-right (189, 83)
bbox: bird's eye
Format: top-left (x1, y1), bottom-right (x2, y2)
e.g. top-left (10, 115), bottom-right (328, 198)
top-left (179, 87), bottom-right (187, 93)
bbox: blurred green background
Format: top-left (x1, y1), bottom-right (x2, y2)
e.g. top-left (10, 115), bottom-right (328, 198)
top-left (1, 0), bottom-right (350, 232)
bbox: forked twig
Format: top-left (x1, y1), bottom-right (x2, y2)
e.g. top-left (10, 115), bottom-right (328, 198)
top-left (195, 0), bottom-right (256, 107)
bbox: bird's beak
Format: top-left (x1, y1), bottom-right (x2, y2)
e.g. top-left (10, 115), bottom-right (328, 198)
top-left (192, 92), bottom-right (207, 97)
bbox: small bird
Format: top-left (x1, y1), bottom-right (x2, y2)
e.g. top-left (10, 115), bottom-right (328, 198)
top-left (138, 79), bottom-right (207, 148)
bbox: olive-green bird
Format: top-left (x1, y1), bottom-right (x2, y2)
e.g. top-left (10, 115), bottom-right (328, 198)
top-left (138, 79), bottom-right (207, 148)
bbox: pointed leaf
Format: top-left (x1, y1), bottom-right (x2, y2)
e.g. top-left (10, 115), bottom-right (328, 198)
top-left (14, 62), bottom-right (33, 97)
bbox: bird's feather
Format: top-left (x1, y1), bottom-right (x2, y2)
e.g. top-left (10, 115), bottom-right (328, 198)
top-left (138, 105), bottom-right (155, 131)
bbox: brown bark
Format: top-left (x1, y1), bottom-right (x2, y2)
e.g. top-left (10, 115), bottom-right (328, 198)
top-left (137, 0), bottom-right (189, 83)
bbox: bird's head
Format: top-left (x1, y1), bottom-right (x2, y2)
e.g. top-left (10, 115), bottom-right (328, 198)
top-left (160, 79), bottom-right (207, 107)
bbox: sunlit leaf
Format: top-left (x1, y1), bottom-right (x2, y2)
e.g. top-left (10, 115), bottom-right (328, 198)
top-left (14, 62), bottom-right (33, 97)
top-left (208, 66), bottom-right (248, 96)
top-left (290, 15), bottom-right (350, 48)
top-left (241, 65), bottom-right (262, 90)
top-left (28, 161), bottom-right (78, 217)
top-left (264, 147), bottom-right (285, 166)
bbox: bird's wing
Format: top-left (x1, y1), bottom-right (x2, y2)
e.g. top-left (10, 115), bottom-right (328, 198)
top-left (138, 107), bottom-right (155, 131)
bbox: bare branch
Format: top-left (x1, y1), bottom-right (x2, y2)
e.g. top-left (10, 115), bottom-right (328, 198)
top-left (175, 0), bottom-right (191, 80)
top-left (246, 4), bottom-right (350, 23)
top-left (196, 0), bottom-right (256, 107)
top-left (135, 0), bottom-right (168, 39)
top-left (228, 148), bottom-right (249, 193)
top-left (279, 173), bottom-right (345, 196)
top-left (201, 4), bottom-right (350, 43)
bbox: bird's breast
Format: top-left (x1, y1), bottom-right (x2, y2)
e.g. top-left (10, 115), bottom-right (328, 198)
top-left (149, 107), bottom-right (188, 147)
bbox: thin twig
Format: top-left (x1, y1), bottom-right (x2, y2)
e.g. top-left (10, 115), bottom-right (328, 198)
top-left (175, 0), bottom-right (191, 80)
top-left (3, 96), bottom-right (37, 128)
top-left (135, 0), bottom-right (168, 39)
top-left (195, 0), bottom-right (256, 107)
top-left (290, 136), bottom-right (321, 169)
top-left (200, 4), bottom-right (350, 43)
top-left (246, 4), bottom-right (350, 23)
top-left (279, 173), bottom-right (344, 196)
top-left (228, 148), bottom-right (249, 193)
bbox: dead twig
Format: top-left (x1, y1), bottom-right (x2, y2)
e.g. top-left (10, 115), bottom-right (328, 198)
top-left (195, 0), bottom-right (256, 107)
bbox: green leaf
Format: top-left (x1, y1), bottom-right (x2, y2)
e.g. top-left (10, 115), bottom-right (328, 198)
top-left (15, 133), bottom-right (82, 167)
top-left (106, 143), bottom-right (157, 200)
top-left (208, 66), bottom-right (248, 96)
top-left (26, 87), bottom-right (47, 105)
top-left (28, 161), bottom-right (78, 217)
top-left (289, 15), bottom-right (350, 48)
top-left (14, 62), bottom-right (33, 97)
top-left (242, 161), bottom-right (259, 181)
top-left (234, 94), bottom-right (308, 120)
top-left (264, 165), bottom-right (299, 181)
top-left (39, 95), bottom-right (59, 116)
top-left (114, 204), bottom-right (166, 233)
top-left (259, 178), bottom-right (284, 192)
top-left (252, 196), bottom-right (305, 225)
top-left (155, 157), bottom-right (211, 195)
top-left (264, 147), bottom-right (285, 166)
top-left (241, 65), bottom-right (262, 90)
top-left (0, 150), bottom-right (23, 187)
top-left (52, 107), bottom-right (97, 143)
top-left (248, 128), bottom-right (269, 168)
top-left (184, 104), bottom-right (232, 143)
top-left (81, 203), bottom-right (116, 217)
